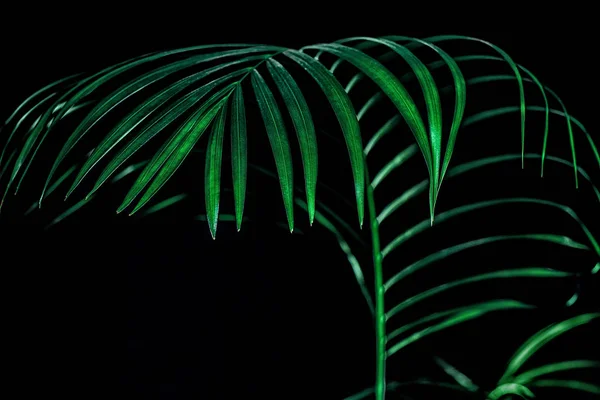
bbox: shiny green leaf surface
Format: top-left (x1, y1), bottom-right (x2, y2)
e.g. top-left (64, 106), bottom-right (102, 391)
top-left (2, 36), bottom-right (599, 400)
top-left (529, 379), bottom-right (600, 394)
top-left (230, 86), bottom-right (247, 232)
top-left (395, 35), bottom-right (527, 166)
top-left (388, 300), bottom-right (534, 342)
top-left (85, 73), bottom-right (241, 201)
top-left (251, 70), bottom-right (295, 232)
top-left (68, 66), bottom-right (250, 199)
top-left (205, 104), bottom-right (228, 239)
top-left (487, 383), bottom-right (535, 400)
top-left (120, 88), bottom-right (231, 215)
top-left (386, 268), bottom-right (572, 319)
top-left (304, 42), bottom-right (437, 220)
top-left (499, 313), bottom-right (600, 383)
top-left (513, 360), bottom-right (600, 384)
top-left (285, 49), bottom-right (364, 227)
top-left (384, 237), bottom-right (585, 289)
top-left (340, 37), bottom-right (444, 208)
top-left (340, 36), bottom-right (467, 193)
top-left (267, 59), bottom-right (318, 225)
top-left (387, 301), bottom-right (535, 358)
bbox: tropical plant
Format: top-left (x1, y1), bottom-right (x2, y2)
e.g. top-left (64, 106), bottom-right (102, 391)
top-left (1, 35), bottom-right (598, 399)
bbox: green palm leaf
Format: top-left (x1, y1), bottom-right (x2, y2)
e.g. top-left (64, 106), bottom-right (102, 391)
top-left (386, 268), bottom-right (573, 323)
top-left (513, 360), bottom-right (600, 384)
top-left (387, 299), bottom-right (535, 343)
top-left (342, 34), bottom-right (527, 167)
top-left (230, 86), bottom-right (247, 232)
top-left (337, 47), bottom-right (598, 397)
top-left (304, 42), bottom-right (437, 221)
top-left (528, 379), bottom-right (600, 394)
top-left (285, 49), bottom-right (365, 226)
top-left (205, 104), bottom-right (228, 239)
top-left (463, 105), bottom-right (598, 171)
top-left (499, 313), bottom-right (600, 383)
top-left (267, 58), bottom-right (318, 225)
top-left (487, 383), bottom-right (535, 400)
top-left (53, 48), bottom-right (274, 189)
top-left (436, 59), bottom-right (578, 184)
top-left (352, 52), bottom-right (586, 189)
top-left (4, 51), bottom-right (184, 202)
top-left (339, 36), bottom-right (467, 190)
top-left (86, 71), bottom-right (244, 201)
top-left (483, 314), bottom-right (600, 399)
top-left (251, 69), bottom-right (295, 232)
top-left (28, 158), bottom-right (153, 227)
top-left (67, 62), bottom-right (255, 199)
top-left (341, 37), bottom-right (444, 209)
top-left (2, 35), bottom-right (599, 400)
top-left (0, 73), bottom-right (80, 167)
top-left (121, 90), bottom-right (230, 215)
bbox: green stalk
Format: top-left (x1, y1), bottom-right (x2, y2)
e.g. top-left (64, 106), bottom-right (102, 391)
top-left (365, 160), bottom-right (386, 400)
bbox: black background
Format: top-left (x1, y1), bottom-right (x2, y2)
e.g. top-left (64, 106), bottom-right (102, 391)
top-left (1, 15), bottom-right (599, 400)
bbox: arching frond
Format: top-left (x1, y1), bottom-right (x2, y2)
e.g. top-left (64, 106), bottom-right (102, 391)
top-left (2, 35), bottom-right (599, 400)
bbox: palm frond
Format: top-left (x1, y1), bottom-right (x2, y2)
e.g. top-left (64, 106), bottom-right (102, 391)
top-left (318, 38), bottom-right (598, 399)
top-left (498, 313), bottom-right (600, 383)
top-left (2, 35), bottom-right (599, 400)
top-left (335, 36), bottom-right (467, 193)
top-left (487, 313), bottom-right (600, 399)
top-left (335, 35), bottom-right (528, 165)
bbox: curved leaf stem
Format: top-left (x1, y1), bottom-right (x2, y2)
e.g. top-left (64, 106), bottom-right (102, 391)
top-left (365, 159), bottom-right (386, 400)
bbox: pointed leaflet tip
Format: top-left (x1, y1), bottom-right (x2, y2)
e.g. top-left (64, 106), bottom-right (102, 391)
top-left (358, 203), bottom-right (364, 229)
top-left (65, 187), bottom-right (75, 201)
top-left (359, 197), bottom-right (364, 229)
top-left (430, 193), bottom-right (437, 227)
top-left (207, 210), bottom-right (218, 240)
